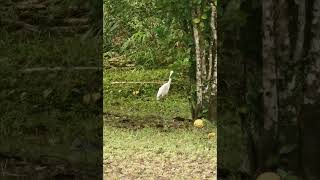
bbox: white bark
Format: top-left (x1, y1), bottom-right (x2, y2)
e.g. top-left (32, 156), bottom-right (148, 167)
top-left (212, 45), bottom-right (217, 96)
top-left (208, 44), bottom-right (213, 81)
top-left (193, 7), bottom-right (203, 108)
top-left (211, 2), bottom-right (217, 96)
top-left (201, 48), bottom-right (207, 81)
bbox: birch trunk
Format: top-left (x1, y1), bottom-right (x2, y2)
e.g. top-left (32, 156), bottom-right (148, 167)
top-left (208, 44), bottom-right (213, 82)
top-left (192, 6), bottom-right (203, 118)
top-left (208, 2), bottom-right (217, 122)
top-left (202, 48), bottom-right (207, 82)
top-left (211, 2), bottom-right (217, 97)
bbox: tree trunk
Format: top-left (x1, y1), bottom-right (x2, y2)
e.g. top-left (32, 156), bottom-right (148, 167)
top-left (300, 1), bottom-right (320, 179)
top-left (202, 48), bottom-right (207, 81)
top-left (293, 1), bottom-right (306, 63)
top-left (208, 2), bottom-right (217, 122)
top-left (192, 6), bottom-right (203, 119)
top-left (276, 0), bottom-right (305, 174)
top-left (259, 0), bottom-right (278, 173)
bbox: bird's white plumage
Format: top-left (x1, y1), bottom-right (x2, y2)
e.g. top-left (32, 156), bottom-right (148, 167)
top-left (157, 71), bottom-right (173, 100)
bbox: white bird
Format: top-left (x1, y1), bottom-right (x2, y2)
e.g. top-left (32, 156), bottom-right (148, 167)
top-left (157, 71), bottom-right (174, 100)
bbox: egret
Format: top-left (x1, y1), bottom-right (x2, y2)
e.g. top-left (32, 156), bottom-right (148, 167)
top-left (156, 70), bottom-right (173, 100)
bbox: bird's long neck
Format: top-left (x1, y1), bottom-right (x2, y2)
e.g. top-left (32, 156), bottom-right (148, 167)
top-left (168, 72), bottom-right (173, 83)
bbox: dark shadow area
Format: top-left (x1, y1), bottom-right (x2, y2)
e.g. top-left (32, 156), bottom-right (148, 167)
top-left (0, 0), bottom-right (102, 179)
top-left (218, 0), bottom-right (320, 179)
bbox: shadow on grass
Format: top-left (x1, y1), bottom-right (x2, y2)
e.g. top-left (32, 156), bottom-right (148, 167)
top-left (0, 31), bottom-right (102, 179)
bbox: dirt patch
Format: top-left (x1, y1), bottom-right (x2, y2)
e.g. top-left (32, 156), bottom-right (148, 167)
top-left (104, 112), bottom-right (194, 130)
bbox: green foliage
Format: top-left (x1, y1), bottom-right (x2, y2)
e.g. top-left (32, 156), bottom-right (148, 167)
top-left (193, 18), bottom-right (201, 24)
top-left (104, 0), bottom-right (191, 69)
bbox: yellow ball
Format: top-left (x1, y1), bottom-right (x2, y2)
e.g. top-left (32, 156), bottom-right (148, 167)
top-left (208, 132), bottom-right (215, 139)
top-left (256, 172), bottom-right (280, 180)
top-left (194, 119), bottom-right (204, 128)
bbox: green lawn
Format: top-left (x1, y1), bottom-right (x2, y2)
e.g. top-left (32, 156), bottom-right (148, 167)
top-left (104, 69), bottom-right (191, 120)
top-left (103, 68), bottom-right (217, 179)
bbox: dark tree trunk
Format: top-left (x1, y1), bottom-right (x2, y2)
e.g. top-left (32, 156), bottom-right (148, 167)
top-left (258, 0), bottom-right (279, 174)
top-left (299, 1), bottom-right (320, 179)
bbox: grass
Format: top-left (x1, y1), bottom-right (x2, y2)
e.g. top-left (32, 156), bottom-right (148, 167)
top-left (104, 69), bottom-right (191, 120)
top-left (103, 67), bottom-right (217, 179)
top-left (0, 28), bottom-right (218, 179)
top-left (104, 126), bottom-right (216, 179)
top-left (105, 128), bottom-right (213, 154)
